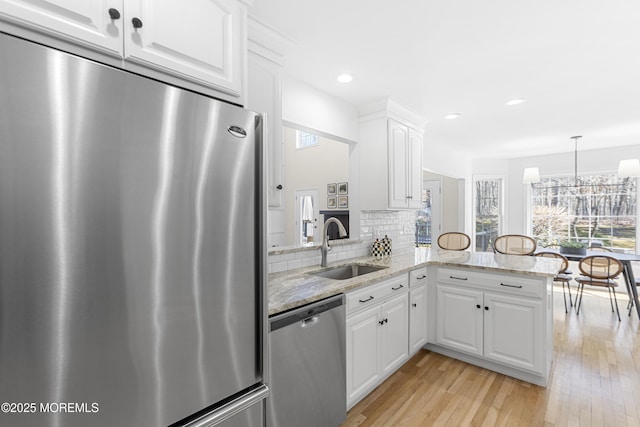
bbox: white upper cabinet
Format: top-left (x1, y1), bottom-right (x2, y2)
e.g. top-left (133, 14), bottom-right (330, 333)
top-left (124, 0), bottom-right (245, 98)
top-left (0, 0), bottom-right (246, 101)
top-left (359, 99), bottom-right (425, 210)
top-left (0, 0), bottom-right (124, 57)
top-left (408, 127), bottom-right (423, 206)
top-left (388, 119), bottom-right (423, 209)
top-left (246, 17), bottom-right (290, 208)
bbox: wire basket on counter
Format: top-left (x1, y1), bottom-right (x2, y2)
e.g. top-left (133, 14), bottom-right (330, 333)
top-left (371, 235), bottom-right (392, 257)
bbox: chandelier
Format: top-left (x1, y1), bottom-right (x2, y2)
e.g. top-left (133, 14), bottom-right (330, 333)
top-left (522, 136), bottom-right (640, 187)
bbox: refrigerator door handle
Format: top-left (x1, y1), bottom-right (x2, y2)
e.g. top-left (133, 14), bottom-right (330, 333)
top-left (183, 384), bottom-right (270, 427)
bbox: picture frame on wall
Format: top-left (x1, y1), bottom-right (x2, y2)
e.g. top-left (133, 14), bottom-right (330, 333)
top-left (327, 183), bottom-right (337, 196)
top-left (338, 182), bottom-right (348, 195)
top-left (337, 196), bottom-right (348, 209)
top-left (327, 196), bottom-right (337, 209)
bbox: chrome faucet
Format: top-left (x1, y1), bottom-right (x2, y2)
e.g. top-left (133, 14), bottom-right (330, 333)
top-left (320, 218), bottom-right (348, 267)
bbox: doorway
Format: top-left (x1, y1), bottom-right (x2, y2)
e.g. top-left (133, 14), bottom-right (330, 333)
top-left (416, 180), bottom-right (441, 246)
top-left (295, 188), bottom-right (319, 246)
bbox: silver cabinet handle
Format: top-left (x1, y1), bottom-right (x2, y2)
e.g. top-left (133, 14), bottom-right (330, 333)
top-left (392, 284), bottom-right (404, 291)
top-left (500, 283), bottom-right (523, 289)
top-left (450, 275), bottom-right (468, 281)
top-left (359, 296), bottom-right (374, 303)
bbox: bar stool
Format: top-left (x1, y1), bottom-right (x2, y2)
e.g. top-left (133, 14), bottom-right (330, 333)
top-left (437, 232), bottom-right (471, 251)
top-left (575, 255), bottom-right (623, 321)
top-left (493, 234), bottom-right (537, 255)
top-left (536, 251), bottom-right (573, 313)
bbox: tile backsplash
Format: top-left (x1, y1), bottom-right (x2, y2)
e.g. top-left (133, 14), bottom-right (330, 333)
top-left (360, 210), bottom-right (416, 256)
top-left (267, 210), bottom-right (417, 274)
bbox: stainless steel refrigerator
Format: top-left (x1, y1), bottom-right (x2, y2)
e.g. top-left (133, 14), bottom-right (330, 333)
top-left (0, 32), bottom-right (267, 427)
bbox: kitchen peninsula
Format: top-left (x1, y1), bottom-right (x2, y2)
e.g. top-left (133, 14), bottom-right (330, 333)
top-left (268, 248), bottom-right (560, 400)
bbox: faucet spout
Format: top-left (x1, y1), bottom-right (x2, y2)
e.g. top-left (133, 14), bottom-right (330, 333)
top-left (320, 218), bottom-right (348, 267)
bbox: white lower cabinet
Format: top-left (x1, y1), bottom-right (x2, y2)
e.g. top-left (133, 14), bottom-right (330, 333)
top-left (436, 281), bottom-right (544, 375)
top-left (409, 285), bottom-right (427, 355)
top-left (379, 293), bottom-right (409, 376)
top-left (483, 292), bottom-right (542, 373)
top-left (346, 275), bottom-right (409, 409)
top-left (436, 285), bottom-right (483, 356)
top-left (346, 304), bottom-right (380, 405)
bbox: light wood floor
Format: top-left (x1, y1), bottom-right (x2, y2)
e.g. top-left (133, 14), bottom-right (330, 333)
top-left (342, 283), bottom-right (640, 426)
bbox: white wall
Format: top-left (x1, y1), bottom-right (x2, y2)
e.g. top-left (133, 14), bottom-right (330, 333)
top-left (281, 75), bottom-right (359, 143)
top-left (424, 143), bottom-right (475, 238)
top-left (423, 171), bottom-right (464, 235)
top-left (283, 128), bottom-right (349, 244)
top-left (423, 142), bottom-right (472, 179)
top-left (269, 75), bottom-right (359, 248)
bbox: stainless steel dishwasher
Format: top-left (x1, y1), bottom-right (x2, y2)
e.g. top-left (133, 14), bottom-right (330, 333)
top-left (267, 294), bottom-right (346, 427)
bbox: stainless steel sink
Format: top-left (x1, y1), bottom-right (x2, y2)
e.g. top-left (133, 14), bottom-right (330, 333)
top-left (309, 264), bottom-right (387, 280)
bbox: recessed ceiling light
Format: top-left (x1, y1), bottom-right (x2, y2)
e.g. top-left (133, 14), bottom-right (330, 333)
top-left (444, 113), bottom-right (461, 120)
top-left (336, 73), bottom-right (353, 83)
top-left (505, 97), bottom-right (527, 106)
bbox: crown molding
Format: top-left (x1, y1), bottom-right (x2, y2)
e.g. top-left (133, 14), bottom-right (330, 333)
top-left (358, 97), bottom-right (426, 131)
top-left (247, 16), bottom-right (295, 66)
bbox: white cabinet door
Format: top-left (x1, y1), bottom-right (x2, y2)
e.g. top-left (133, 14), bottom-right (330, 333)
top-left (409, 286), bottom-right (427, 354)
top-left (379, 293), bottom-right (409, 376)
top-left (124, 0), bottom-right (245, 97)
top-left (387, 119), bottom-right (409, 209)
top-left (483, 292), bottom-right (543, 373)
top-left (0, 0), bottom-right (123, 56)
top-left (247, 52), bottom-right (282, 207)
top-left (436, 285), bottom-right (483, 356)
top-left (408, 128), bottom-right (423, 208)
top-left (387, 119), bottom-right (423, 209)
top-left (346, 304), bottom-right (380, 406)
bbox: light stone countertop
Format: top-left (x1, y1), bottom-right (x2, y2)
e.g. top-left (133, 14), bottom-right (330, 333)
top-left (267, 239), bottom-right (362, 255)
top-left (268, 248), bottom-right (562, 316)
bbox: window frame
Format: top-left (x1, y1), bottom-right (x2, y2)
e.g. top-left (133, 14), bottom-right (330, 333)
top-left (472, 174), bottom-right (505, 252)
top-left (527, 171), bottom-right (638, 253)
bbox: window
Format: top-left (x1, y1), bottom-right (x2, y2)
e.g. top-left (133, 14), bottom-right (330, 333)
top-left (296, 131), bottom-right (318, 149)
top-left (531, 174), bottom-right (637, 251)
top-left (474, 178), bottom-right (502, 252)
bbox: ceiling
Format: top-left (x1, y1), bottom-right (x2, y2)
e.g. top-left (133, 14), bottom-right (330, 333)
top-left (248, 0), bottom-right (640, 159)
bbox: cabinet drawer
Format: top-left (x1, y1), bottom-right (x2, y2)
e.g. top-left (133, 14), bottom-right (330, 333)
top-left (409, 267), bottom-right (427, 288)
top-left (346, 276), bottom-right (407, 314)
top-left (438, 268), bottom-right (490, 286)
top-left (437, 268), bottom-right (543, 299)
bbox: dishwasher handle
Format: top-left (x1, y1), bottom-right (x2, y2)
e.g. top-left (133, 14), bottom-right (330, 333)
top-left (301, 316), bottom-right (319, 328)
top-left (270, 294), bottom-right (344, 332)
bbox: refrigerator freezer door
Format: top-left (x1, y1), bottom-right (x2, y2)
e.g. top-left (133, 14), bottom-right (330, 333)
top-left (0, 33), bottom-right (262, 427)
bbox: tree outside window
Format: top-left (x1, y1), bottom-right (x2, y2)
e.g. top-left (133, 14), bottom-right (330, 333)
top-left (475, 179), bottom-right (502, 252)
top-left (531, 174), bottom-right (637, 251)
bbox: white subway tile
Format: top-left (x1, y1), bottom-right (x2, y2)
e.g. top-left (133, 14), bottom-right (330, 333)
top-left (271, 261), bottom-right (288, 273)
top-left (287, 259), bottom-right (302, 270)
top-left (301, 257), bottom-right (320, 268)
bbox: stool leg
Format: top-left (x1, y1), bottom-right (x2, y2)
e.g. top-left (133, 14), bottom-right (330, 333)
top-left (576, 282), bottom-right (584, 315)
top-left (611, 287), bottom-right (621, 321)
top-left (607, 287), bottom-right (615, 312)
top-left (560, 281), bottom-right (568, 313)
